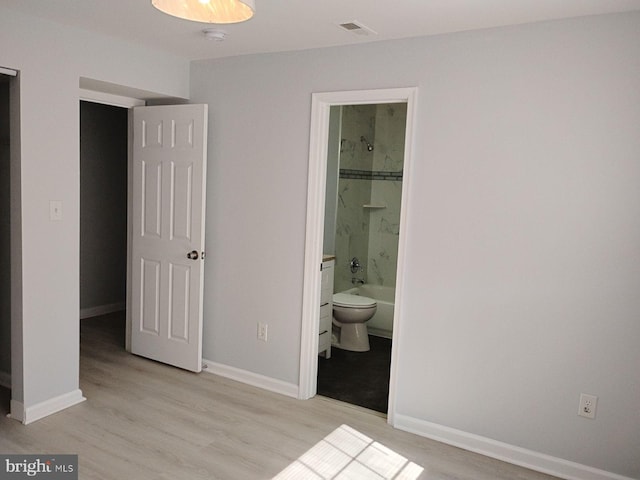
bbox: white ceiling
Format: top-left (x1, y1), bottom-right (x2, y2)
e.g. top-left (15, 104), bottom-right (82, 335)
top-left (4, 0), bottom-right (640, 61)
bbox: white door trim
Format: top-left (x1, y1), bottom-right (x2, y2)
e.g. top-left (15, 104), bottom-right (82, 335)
top-left (0, 66), bottom-right (17, 76)
top-left (79, 88), bottom-right (145, 109)
top-left (298, 87), bottom-right (418, 426)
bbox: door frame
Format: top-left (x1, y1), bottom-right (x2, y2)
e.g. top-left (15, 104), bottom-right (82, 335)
top-left (298, 87), bottom-right (418, 425)
top-left (79, 89), bottom-right (198, 359)
top-left (78, 89), bottom-right (145, 353)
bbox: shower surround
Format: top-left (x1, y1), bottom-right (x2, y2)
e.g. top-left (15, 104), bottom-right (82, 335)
top-left (333, 103), bottom-right (407, 293)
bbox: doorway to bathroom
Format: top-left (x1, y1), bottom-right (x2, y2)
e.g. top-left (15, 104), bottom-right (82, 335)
top-left (317, 103), bottom-right (407, 413)
top-left (298, 88), bottom-right (417, 423)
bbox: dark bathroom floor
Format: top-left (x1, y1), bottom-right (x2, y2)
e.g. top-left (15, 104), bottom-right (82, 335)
top-left (317, 335), bottom-right (392, 414)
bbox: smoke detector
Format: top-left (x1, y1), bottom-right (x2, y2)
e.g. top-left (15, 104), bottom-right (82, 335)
top-left (203, 28), bottom-right (227, 41)
top-left (337, 20), bottom-right (377, 36)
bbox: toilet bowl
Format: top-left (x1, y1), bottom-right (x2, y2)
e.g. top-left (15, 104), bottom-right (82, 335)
top-left (332, 293), bottom-right (377, 352)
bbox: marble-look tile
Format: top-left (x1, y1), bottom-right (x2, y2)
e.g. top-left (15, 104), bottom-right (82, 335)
top-left (340, 105), bottom-right (376, 171)
top-left (336, 178), bottom-right (371, 292)
top-left (332, 103), bottom-right (407, 291)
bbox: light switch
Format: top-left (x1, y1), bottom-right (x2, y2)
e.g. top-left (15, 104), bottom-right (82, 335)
top-left (50, 200), bottom-right (63, 221)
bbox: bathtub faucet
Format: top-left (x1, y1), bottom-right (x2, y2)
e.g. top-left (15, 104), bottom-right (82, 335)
top-left (351, 277), bottom-right (365, 285)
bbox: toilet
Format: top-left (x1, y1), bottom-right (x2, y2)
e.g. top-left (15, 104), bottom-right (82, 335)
top-left (332, 293), bottom-right (377, 352)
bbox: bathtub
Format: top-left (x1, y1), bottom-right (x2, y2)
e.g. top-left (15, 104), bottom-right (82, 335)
top-left (342, 284), bottom-right (395, 339)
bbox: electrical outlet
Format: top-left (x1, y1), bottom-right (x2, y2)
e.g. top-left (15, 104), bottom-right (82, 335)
top-left (578, 393), bottom-right (598, 419)
top-left (257, 322), bottom-right (268, 342)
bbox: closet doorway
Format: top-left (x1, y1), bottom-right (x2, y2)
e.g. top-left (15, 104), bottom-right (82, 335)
top-left (79, 100), bottom-right (129, 323)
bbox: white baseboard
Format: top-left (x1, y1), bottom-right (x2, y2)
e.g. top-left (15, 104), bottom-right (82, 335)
top-left (80, 302), bottom-right (125, 319)
top-left (393, 414), bottom-right (635, 480)
top-left (0, 371), bottom-right (10, 389)
top-left (202, 359), bottom-right (299, 399)
top-left (9, 389), bottom-right (86, 425)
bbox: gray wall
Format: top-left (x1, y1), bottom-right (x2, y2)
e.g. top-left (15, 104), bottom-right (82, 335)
top-left (0, 79), bottom-right (9, 380)
top-left (79, 101), bottom-right (127, 312)
top-left (192, 12), bottom-right (640, 478)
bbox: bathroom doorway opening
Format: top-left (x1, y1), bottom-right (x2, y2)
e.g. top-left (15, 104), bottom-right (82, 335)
top-left (299, 88), bottom-right (418, 424)
top-left (316, 103), bottom-right (407, 414)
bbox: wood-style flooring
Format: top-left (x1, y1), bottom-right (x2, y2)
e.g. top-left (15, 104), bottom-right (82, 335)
top-left (0, 313), bottom-right (560, 480)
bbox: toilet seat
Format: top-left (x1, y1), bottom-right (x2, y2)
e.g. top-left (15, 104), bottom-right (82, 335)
top-left (333, 293), bottom-right (376, 308)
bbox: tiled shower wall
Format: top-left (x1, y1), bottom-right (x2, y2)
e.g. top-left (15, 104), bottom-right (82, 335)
top-left (368, 103), bottom-right (406, 287)
top-left (334, 105), bottom-right (375, 292)
top-left (333, 103), bottom-right (406, 292)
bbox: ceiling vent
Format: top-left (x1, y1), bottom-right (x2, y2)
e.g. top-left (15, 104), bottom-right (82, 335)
top-left (338, 21), bottom-right (377, 36)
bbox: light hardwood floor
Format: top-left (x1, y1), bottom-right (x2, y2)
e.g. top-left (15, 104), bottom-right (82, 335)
top-left (0, 313), bottom-right (560, 480)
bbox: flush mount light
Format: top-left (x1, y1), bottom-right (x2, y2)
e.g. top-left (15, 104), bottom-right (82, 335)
top-left (152, 0), bottom-right (255, 24)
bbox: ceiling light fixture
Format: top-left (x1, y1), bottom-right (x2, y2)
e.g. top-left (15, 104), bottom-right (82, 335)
top-left (152, 0), bottom-right (255, 24)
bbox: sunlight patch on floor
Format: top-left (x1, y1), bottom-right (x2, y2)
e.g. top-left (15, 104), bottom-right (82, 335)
top-left (273, 424), bottom-right (424, 479)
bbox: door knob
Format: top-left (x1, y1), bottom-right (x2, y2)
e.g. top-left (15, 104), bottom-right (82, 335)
top-left (187, 250), bottom-right (199, 260)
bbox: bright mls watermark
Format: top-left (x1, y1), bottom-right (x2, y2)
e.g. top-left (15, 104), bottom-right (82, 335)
top-left (0, 455), bottom-right (77, 479)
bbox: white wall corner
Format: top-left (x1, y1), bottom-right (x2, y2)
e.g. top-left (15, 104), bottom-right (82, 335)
top-left (18, 390), bottom-right (86, 425)
top-left (393, 414), bottom-right (636, 480)
top-left (8, 399), bottom-right (25, 423)
top-left (202, 359), bottom-right (299, 399)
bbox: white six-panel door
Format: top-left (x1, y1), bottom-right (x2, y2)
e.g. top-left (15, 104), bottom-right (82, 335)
top-left (131, 104), bottom-right (208, 372)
